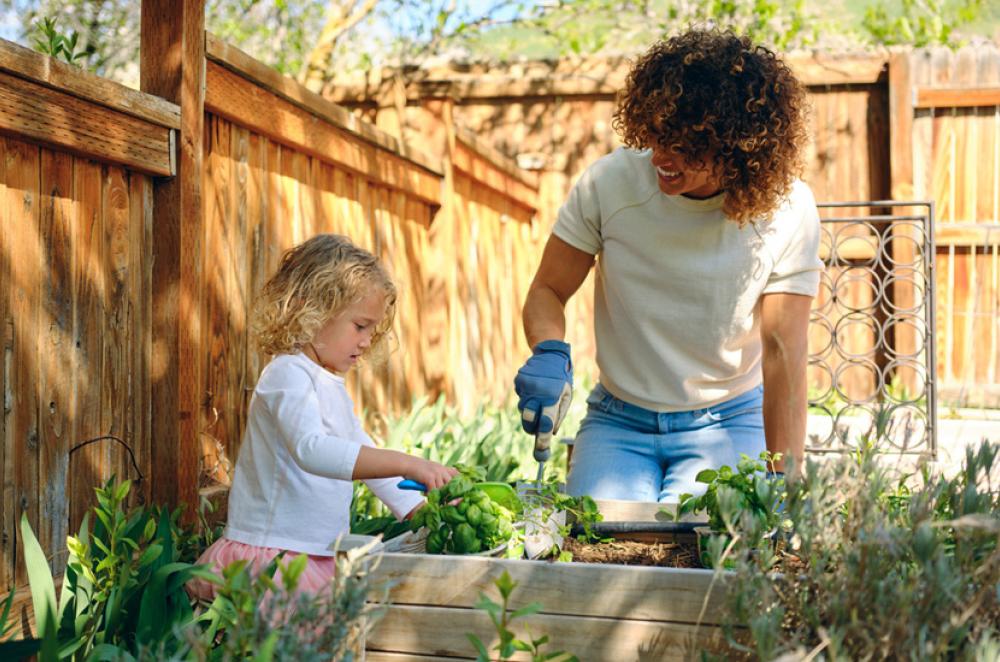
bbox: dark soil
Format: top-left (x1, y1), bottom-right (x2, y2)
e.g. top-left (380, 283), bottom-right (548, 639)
top-left (562, 536), bottom-right (701, 568)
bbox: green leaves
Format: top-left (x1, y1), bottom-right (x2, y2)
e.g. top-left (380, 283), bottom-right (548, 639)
top-left (467, 571), bottom-right (578, 662)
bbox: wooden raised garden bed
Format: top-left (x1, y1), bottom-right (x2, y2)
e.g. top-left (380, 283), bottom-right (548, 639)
top-left (365, 500), bottom-right (731, 662)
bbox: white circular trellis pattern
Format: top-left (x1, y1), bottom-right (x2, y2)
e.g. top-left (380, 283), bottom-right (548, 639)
top-left (808, 206), bottom-right (935, 455)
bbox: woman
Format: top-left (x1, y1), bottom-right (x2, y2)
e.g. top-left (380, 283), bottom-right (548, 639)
top-left (514, 29), bottom-right (823, 501)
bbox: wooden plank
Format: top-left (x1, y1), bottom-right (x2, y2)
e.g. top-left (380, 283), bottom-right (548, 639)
top-left (0, 71), bottom-right (174, 176)
top-left (205, 62), bottom-right (443, 207)
top-left (454, 125), bottom-right (538, 189)
top-left (366, 653), bottom-right (470, 662)
top-left (102, 165), bottom-right (132, 493)
top-left (202, 114), bottom-right (232, 473)
top-left (914, 86), bottom-right (1000, 109)
top-left (936, 223), bottom-right (1000, 246)
top-left (329, 53), bottom-right (884, 106)
top-left (37, 149), bottom-right (73, 572)
top-left (205, 33), bottom-right (440, 176)
top-left (368, 604), bottom-right (726, 662)
top-left (128, 174), bottom-right (154, 502)
top-left (6, 138), bottom-right (41, 586)
top-left (69, 158), bottom-right (104, 532)
top-left (372, 554), bottom-right (727, 625)
top-left (453, 141), bottom-right (538, 213)
top-left (0, 37), bottom-right (180, 129)
top-left (0, 136), bottom-right (10, 586)
top-left (140, 0), bottom-right (204, 514)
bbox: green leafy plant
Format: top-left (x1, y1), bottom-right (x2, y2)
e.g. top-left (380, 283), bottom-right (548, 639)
top-left (351, 385), bottom-right (590, 539)
top-left (674, 452), bottom-right (785, 569)
top-left (186, 538), bottom-right (387, 661)
top-left (410, 465), bottom-right (516, 554)
top-left (712, 440), bottom-right (1000, 660)
top-left (861, 0), bottom-right (984, 47)
top-left (516, 479), bottom-right (603, 561)
top-left (31, 16), bottom-right (93, 65)
top-left (2, 478), bottom-right (211, 660)
top-left (0, 587), bottom-right (41, 658)
top-left (467, 570), bottom-right (577, 662)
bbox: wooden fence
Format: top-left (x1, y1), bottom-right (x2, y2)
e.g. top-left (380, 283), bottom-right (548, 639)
top-left (331, 46), bottom-right (1000, 406)
top-left (0, 39), bottom-right (176, 586)
top-left (0, 14), bottom-right (547, 587)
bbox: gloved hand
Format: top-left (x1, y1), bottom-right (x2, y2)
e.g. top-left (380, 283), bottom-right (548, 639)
top-left (514, 340), bottom-right (573, 435)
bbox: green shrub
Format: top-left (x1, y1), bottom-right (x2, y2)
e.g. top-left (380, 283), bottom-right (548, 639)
top-left (712, 441), bottom-right (1000, 660)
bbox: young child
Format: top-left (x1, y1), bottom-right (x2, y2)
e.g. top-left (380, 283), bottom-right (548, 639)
top-left (190, 234), bottom-right (456, 599)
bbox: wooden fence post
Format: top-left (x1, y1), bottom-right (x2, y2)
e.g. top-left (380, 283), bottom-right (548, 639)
top-left (139, 0), bottom-right (205, 512)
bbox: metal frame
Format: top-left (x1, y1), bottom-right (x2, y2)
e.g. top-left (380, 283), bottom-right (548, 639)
top-left (809, 201), bottom-right (937, 456)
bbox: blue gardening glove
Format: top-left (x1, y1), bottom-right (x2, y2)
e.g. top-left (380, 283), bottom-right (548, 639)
top-left (514, 340), bottom-right (573, 435)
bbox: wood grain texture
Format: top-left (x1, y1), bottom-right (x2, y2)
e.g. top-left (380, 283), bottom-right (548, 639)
top-left (368, 604), bottom-right (726, 661)
top-left (0, 38), bottom-right (179, 129)
top-left (0, 71), bottom-right (174, 176)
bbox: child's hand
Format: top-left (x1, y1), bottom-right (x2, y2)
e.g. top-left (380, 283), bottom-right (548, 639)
top-left (404, 457), bottom-right (458, 491)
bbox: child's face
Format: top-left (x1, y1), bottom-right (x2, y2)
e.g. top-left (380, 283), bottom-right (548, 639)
top-left (310, 287), bottom-right (388, 373)
top-left (649, 146), bottom-right (722, 199)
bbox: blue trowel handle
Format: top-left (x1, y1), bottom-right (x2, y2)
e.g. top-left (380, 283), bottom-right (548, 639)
top-left (397, 479), bottom-right (428, 492)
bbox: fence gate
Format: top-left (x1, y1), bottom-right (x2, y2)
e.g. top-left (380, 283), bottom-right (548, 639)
top-left (808, 201), bottom-right (937, 456)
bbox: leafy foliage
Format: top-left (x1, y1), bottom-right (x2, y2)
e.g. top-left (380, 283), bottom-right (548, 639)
top-left (184, 538), bottom-right (386, 661)
top-left (31, 16), bottom-right (93, 65)
top-left (861, 0), bottom-right (985, 47)
top-left (710, 441), bottom-right (1000, 660)
top-left (350, 389), bottom-right (585, 537)
top-left (467, 570), bottom-right (578, 662)
top-left (1, 479), bottom-right (210, 660)
top-left (410, 464), bottom-right (517, 554)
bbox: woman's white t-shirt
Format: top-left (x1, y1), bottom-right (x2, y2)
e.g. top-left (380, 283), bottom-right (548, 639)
top-left (553, 147), bottom-right (824, 412)
top-left (225, 353), bottom-right (423, 555)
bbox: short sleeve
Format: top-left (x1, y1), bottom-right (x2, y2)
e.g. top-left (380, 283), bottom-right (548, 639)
top-left (552, 166), bottom-right (603, 255)
top-left (762, 183), bottom-right (824, 297)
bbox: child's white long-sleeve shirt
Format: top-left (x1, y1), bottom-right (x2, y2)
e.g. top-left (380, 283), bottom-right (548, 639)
top-left (224, 353), bottom-right (423, 555)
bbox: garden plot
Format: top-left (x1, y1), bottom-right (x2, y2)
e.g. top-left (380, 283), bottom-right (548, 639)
top-left (365, 500), bottom-right (730, 662)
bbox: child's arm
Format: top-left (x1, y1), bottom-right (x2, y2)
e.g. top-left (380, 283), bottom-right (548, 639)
top-left (352, 446), bottom-right (456, 491)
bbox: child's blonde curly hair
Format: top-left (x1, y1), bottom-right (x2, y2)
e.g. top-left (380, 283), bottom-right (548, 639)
top-left (613, 28), bottom-right (809, 225)
top-left (253, 234), bottom-right (397, 363)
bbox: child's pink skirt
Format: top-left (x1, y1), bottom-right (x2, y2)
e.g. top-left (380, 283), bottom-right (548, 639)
top-left (187, 537), bottom-right (337, 601)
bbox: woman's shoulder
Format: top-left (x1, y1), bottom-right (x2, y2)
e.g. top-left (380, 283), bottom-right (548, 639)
top-left (578, 148), bottom-right (658, 199)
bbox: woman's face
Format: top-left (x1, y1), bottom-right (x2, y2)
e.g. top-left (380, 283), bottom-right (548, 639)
top-left (649, 146), bottom-right (722, 199)
top-left (308, 287), bottom-right (387, 374)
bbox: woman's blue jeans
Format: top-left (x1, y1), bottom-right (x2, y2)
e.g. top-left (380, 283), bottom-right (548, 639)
top-left (566, 383), bottom-right (765, 502)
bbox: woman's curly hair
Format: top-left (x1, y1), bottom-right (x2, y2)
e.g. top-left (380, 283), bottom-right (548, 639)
top-left (253, 234), bottom-right (397, 363)
top-left (613, 29), bottom-right (809, 224)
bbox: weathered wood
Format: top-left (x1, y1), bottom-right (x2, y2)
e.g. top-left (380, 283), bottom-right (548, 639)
top-left (4, 137), bottom-right (42, 586)
top-left (453, 140), bottom-right (538, 212)
top-left (372, 553), bottom-right (727, 625)
top-left (936, 223), bottom-right (1000, 246)
top-left (0, 71), bottom-right (174, 176)
top-left (205, 33), bottom-right (440, 176)
top-left (37, 149), bottom-right (73, 573)
top-left (0, 38), bottom-right (180, 129)
top-left (140, 0), bottom-right (204, 514)
top-left (915, 86), bottom-right (1000, 109)
top-left (366, 653), bottom-right (469, 662)
top-left (205, 62), bottom-right (443, 206)
top-left (368, 604), bottom-right (726, 661)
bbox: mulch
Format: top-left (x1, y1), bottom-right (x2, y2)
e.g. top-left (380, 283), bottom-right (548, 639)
top-left (562, 536), bottom-right (701, 568)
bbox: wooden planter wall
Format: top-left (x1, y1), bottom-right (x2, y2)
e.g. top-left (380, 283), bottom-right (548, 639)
top-left (365, 500), bottom-right (729, 662)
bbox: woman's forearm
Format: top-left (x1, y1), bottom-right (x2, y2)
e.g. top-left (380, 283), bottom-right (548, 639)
top-left (523, 285), bottom-right (568, 348)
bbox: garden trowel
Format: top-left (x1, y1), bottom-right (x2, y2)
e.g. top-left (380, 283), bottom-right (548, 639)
top-left (522, 381), bottom-right (573, 490)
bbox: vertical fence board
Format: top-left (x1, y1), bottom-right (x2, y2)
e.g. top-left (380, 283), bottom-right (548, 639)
top-left (7, 139), bottom-right (41, 585)
top-left (38, 150), bottom-right (73, 571)
top-left (69, 159), bottom-right (105, 531)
